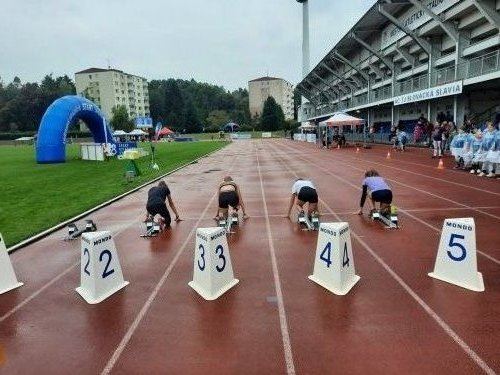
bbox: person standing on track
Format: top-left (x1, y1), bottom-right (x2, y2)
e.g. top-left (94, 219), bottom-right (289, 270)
top-left (356, 170), bottom-right (393, 216)
top-left (214, 176), bottom-right (249, 220)
top-left (145, 180), bottom-right (181, 230)
top-left (285, 178), bottom-right (319, 219)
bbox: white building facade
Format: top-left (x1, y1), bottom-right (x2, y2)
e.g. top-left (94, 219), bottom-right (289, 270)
top-left (75, 68), bottom-right (150, 121)
top-left (248, 76), bottom-right (295, 120)
top-left (296, 0), bottom-right (500, 130)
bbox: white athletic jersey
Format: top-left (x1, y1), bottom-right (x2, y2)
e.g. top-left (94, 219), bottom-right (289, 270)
top-left (292, 180), bottom-right (315, 194)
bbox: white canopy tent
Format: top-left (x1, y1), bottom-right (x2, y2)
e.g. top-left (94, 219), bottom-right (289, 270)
top-left (319, 113), bottom-right (365, 127)
top-left (112, 130), bottom-right (128, 136)
top-left (128, 129), bottom-right (148, 136)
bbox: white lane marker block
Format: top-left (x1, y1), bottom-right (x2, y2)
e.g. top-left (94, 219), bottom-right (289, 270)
top-left (189, 227), bottom-right (239, 300)
top-left (428, 218), bottom-right (484, 292)
top-left (76, 231), bottom-right (129, 304)
top-left (308, 222), bottom-right (360, 295)
top-left (0, 233), bottom-right (23, 294)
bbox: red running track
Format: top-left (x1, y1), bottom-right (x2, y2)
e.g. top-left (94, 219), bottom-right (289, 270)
top-left (1, 139), bottom-right (499, 374)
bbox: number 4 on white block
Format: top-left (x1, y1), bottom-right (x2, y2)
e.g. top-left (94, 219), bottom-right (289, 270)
top-left (309, 222), bottom-right (360, 295)
top-left (428, 218), bottom-right (484, 292)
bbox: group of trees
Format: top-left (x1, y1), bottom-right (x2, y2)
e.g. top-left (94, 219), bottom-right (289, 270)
top-left (148, 78), bottom-right (253, 133)
top-left (0, 74), bottom-right (300, 135)
top-left (0, 75), bottom-right (76, 133)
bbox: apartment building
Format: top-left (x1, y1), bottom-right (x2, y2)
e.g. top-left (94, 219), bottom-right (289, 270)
top-left (75, 68), bottom-right (150, 121)
top-left (248, 76), bottom-right (295, 120)
top-left (297, 0), bottom-right (500, 130)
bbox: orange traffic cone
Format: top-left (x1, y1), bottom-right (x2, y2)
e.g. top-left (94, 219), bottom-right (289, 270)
top-left (437, 158), bottom-right (444, 169)
top-left (356, 147), bottom-right (360, 153)
top-left (337, 144), bottom-right (341, 150)
top-left (386, 151), bottom-right (391, 159)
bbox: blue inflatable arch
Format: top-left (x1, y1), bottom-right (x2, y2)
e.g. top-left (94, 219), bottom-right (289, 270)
top-left (36, 95), bottom-right (115, 163)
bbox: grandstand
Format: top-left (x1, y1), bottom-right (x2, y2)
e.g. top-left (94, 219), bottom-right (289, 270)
top-left (296, 0), bottom-right (500, 138)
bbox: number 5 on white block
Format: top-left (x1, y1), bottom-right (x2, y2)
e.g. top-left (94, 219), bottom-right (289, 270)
top-left (428, 218), bottom-right (484, 292)
top-left (76, 231), bottom-right (129, 304)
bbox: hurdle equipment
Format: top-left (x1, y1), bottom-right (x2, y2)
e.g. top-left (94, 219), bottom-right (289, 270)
top-left (189, 227), bottom-right (238, 300)
top-left (76, 231), bottom-right (129, 304)
top-left (0, 233), bottom-right (23, 295)
top-left (65, 219), bottom-right (97, 240)
top-left (308, 222), bottom-right (360, 295)
top-left (428, 218), bottom-right (484, 292)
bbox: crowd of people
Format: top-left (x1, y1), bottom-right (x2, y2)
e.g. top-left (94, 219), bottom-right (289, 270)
top-left (381, 111), bottom-right (500, 178)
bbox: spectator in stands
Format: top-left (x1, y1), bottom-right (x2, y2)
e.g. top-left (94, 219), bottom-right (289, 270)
top-left (494, 129), bottom-right (500, 178)
top-left (478, 121), bottom-right (497, 177)
top-left (432, 122), bottom-right (444, 158)
top-left (145, 180), bottom-right (181, 230)
top-left (368, 125), bottom-right (375, 143)
top-left (285, 178), bottom-right (319, 219)
top-left (396, 129), bottom-right (408, 151)
top-left (450, 125), bottom-right (468, 169)
top-left (389, 126), bottom-right (397, 146)
top-left (467, 129), bottom-right (484, 174)
top-left (441, 120), bottom-right (452, 154)
top-left (356, 169), bottom-right (393, 216)
top-left (426, 119), bottom-right (434, 147)
top-left (214, 176), bottom-right (249, 220)
top-left (414, 121), bottom-right (425, 144)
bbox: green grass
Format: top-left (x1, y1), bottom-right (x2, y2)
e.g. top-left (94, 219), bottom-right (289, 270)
top-left (0, 141), bottom-right (228, 247)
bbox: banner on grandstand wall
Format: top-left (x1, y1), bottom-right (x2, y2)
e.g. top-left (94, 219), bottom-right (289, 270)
top-left (380, 0), bottom-right (460, 50)
top-left (393, 80), bottom-right (462, 106)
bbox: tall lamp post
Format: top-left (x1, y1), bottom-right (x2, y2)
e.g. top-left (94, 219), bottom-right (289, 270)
top-left (296, 0), bottom-right (310, 80)
top-left (296, 0), bottom-right (311, 129)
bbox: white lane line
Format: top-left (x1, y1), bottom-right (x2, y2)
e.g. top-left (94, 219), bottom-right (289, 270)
top-left (349, 153), bottom-right (500, 197)
top-left (278, 141), bottom-right (500, 265)
top-left (102, 147), bottom-right (240, 374)
top-left (270, 142), bottom-right (496, 375)
top-left (0, 262), bottom-right (78, 323)
top-left (1, 151), bottom-right (236, 322)
top-left (0, 211), bottom-right (144, 324)
top-left (255, 141), bottom-right (296, 375)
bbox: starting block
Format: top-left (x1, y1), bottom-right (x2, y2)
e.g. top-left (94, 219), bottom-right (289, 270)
top-left (369, 209), bottom-right (399, 229)
top-left (217, 212), bottom-right (239, 234)
top-left (308, 222), bottom-right (360, 295)
top-left (141, 217), bottom-right (161, 237)
top-left (65, 219), bottom-right (97, 240)
top-left (76, 231), bottom-right (129, 304)
top-left (189, 227), bottom-right (239, 300)
top-left (0, 233), bottom-right (24, 294)
top-left (428, 218), bottom-right (484, 292)
top-left (298, 211), bottom-right (320, 231)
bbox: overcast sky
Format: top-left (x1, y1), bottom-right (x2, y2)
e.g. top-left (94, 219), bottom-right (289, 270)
top-left (0, 0), bottom-right (373, 91)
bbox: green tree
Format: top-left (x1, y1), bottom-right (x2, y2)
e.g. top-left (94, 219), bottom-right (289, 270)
top-left (206, 110), bottom-right (230, 131)
top-left (110, 105), bottom-right (134, 132)
top-left (260, 96), bottom-right (285, 131)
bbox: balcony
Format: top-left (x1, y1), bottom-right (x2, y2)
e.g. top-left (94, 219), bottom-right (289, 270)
top-left (305, 49), bottom-right (500, 119)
